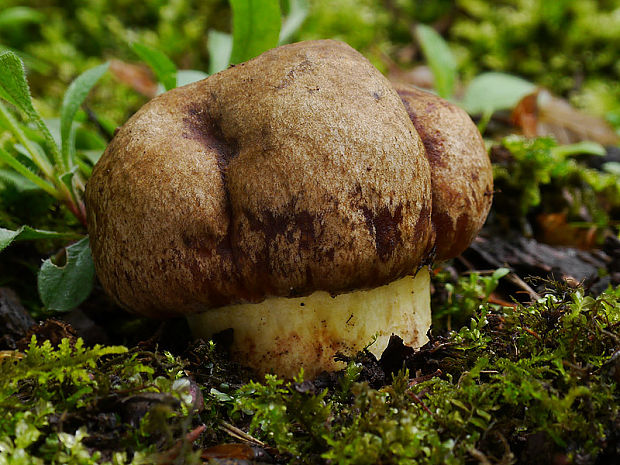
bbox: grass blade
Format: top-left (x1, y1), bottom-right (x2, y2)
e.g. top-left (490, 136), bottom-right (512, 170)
top-left (0, 51), bottom-right (62, 170)
top-left (279, 0), bottom-right (309, 44)
top-left (415, 24), bottom-right (457, 99)
top-left (60, 63), bottom-right (109, 170)
top-left (230, 0), bottom-right (281, 64)
top-left (0, 145), bottom-right (58, 197)
top-left (132, 43), bottom-right (177, 91)
top-left (208, 30), bottom-right (233, 75)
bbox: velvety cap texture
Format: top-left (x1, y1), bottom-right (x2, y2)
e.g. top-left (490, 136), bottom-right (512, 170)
top-left (395, 85), bottom-right (493, 261)
top-left (85, 40), bottom-right (437, 317)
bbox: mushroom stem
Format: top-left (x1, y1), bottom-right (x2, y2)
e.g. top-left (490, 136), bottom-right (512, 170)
top-left (187, 268), bottom-right (431, 379)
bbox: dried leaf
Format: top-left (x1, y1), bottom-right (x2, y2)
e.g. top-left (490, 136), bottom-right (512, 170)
top-left (511, 93), bottom-right (538, 137)
top-left (201, 443), bottom-right (262, 460)
top-left (536, 212), bottom-right (598, 250)
top-left (512, 90), bottom-right (620, 145)
top-left (109, 59), bottom-right (158, 98)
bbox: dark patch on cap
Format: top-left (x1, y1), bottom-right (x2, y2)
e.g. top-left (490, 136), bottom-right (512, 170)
top-left (276, 58), bottom-right (313, 90)
top-left (182, 103), bottom-right (239, 175)
top-left (243, 205), bottom-right (320, 291)
top-left (431, 210), bottom-right (455, 259)
top-left (413, 203), bottom-right (433, 253)
top-left (446, 212), bottom-right (473, 258)
top-left (398, 91), bottom-right (447, 169)
top-left (361, 204), bottom-right (404, 261)
top-left (432, 209), bottom-right (475, 260)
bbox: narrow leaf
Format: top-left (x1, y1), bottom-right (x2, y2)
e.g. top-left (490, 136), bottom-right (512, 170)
top-left (0, 101), bottom-right (54, 177)
top-left (0, 51), bottom-right (36, 116)
top-left (0, 7), bottom-right (44, 28)
top-left (60, 63), bottom-right (109, 169)
top-left (279, 0), bottom-right (309, 44)
top-left (175, 70), bottom-right (209, 87)
top-left (415, 24), bottom-right (457, 99)
top-left (59, 168), bottom-right (78, 203)
top-left (0, 145), bottom-right (57, 196)
top-left (38, 237), bottom-right (95, 311)
top-left (603, 162), bottom-right (620, 176)
top-left (461, 72), bottom-right (536, 115)
top-left (0, 52), bottom-right (62, 169)
top-left (208, 30), bottom-right (233, 74)
top-left (0, 168), bottom-right (39, 191)
top-left (551, 141), bottom-right (606, 159)
top-left (0, 226), bottom-right (80, 252)
top-left (230, 0), bottom-right (281, 64)
top-left (132, 43), bottom-right (177, 91)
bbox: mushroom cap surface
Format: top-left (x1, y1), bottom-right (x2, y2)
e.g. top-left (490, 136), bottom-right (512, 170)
top-left (85, 40), bottom-right (434, 317)
top-left (394, 85), bottom-right (493, 261)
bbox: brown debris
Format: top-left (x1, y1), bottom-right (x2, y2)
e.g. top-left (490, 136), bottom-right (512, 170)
top-left (511, 89), bottom-right (619, 145)
top-left (109, 59), bottom-right (158, 98)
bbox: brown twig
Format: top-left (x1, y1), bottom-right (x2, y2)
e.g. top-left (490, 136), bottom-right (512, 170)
top-left (506, 272), bottom-right (541, 301)
top-left (219, 421), bottom-right (266, 447)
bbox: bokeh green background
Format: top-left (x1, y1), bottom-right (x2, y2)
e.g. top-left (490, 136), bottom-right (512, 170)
top-left (1, 0), bottom-right (619, 126)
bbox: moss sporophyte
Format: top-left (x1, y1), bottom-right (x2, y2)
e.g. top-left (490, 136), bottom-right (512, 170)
top-left (0, 284), bottom-right (617, 464)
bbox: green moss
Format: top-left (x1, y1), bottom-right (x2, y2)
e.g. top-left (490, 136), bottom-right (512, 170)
top-left (224, 285), bottom-right (619, 464)
top-left (0, 337), bottom-right (198, 464)
top-left (1, 284), bottom-right (617, 464)
top-left (492, 135), bottom-right (620, 235)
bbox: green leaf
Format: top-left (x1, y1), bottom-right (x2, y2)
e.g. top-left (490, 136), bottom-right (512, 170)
top-left (59, 168), bottom-right (78, 203)
top-left (0, 226), bottom-right (80, 252)
top-left (208, 30), bottom-right (233, 74)
top-left (603, 162), bottom-right (620, 176)
top-left (60, 63), bottom-right (109, 169)
top-left (0, 168), bottom-right (39, 191)
top-left (0, 52), bottom-right (62, 170)
top-left (0, 7), bottom-right (44, 28)
top-left (462, 72), bottom-right (536, 115)
top-left (0, 45), bottom-right (51, 74)
top-left (279, 0), bottom-right (309, 44)
top-left (175, 70), bottom-right (209, 87)
top-left (0, 144), bottom-right (58, 196)
top-left (414, 24), bottom-right (457, 99)
top-left (38, 237), bottom-right (95, 312)
top-left (132, 43), bottom-right (177, 91)
top-left (492, 267), bottom-right (510, 281)
top-left (0, 51), bottom-right (37, 115)
top-left (156, 70), bottom-right (209, 95)
top-left (230, 0), bottom-right (281, 64)
top-left (550, 141), bottom-right (606, 159)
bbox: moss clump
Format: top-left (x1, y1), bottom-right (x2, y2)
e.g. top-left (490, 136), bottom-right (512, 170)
top-left (1, 284), bottom-right (617, 464)
top-left (491, 136), bottom-right (620, 236)
top-left (0, 337), bottom-right (201, 464)
top-left (224, 284), bottom-right (619, 464)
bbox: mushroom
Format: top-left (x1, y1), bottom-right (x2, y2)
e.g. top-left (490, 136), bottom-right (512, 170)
top-left (85, 40), bottom-right (492, 379)
top-left (393, 84), bottom-right (493, 261)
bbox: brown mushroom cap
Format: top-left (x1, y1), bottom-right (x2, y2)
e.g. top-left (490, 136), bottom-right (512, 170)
top-left (85, 40), bottom-right (434, 318)
top-left (394, 85), bottom-right (493, 261)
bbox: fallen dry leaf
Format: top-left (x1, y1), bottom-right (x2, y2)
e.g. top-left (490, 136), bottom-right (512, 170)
top-left (536, 212), bottom-right (598, 250)
top-left (512, 89), bottom-right (619, 145)
top-left (109, 59), bottom-right (158, 98)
